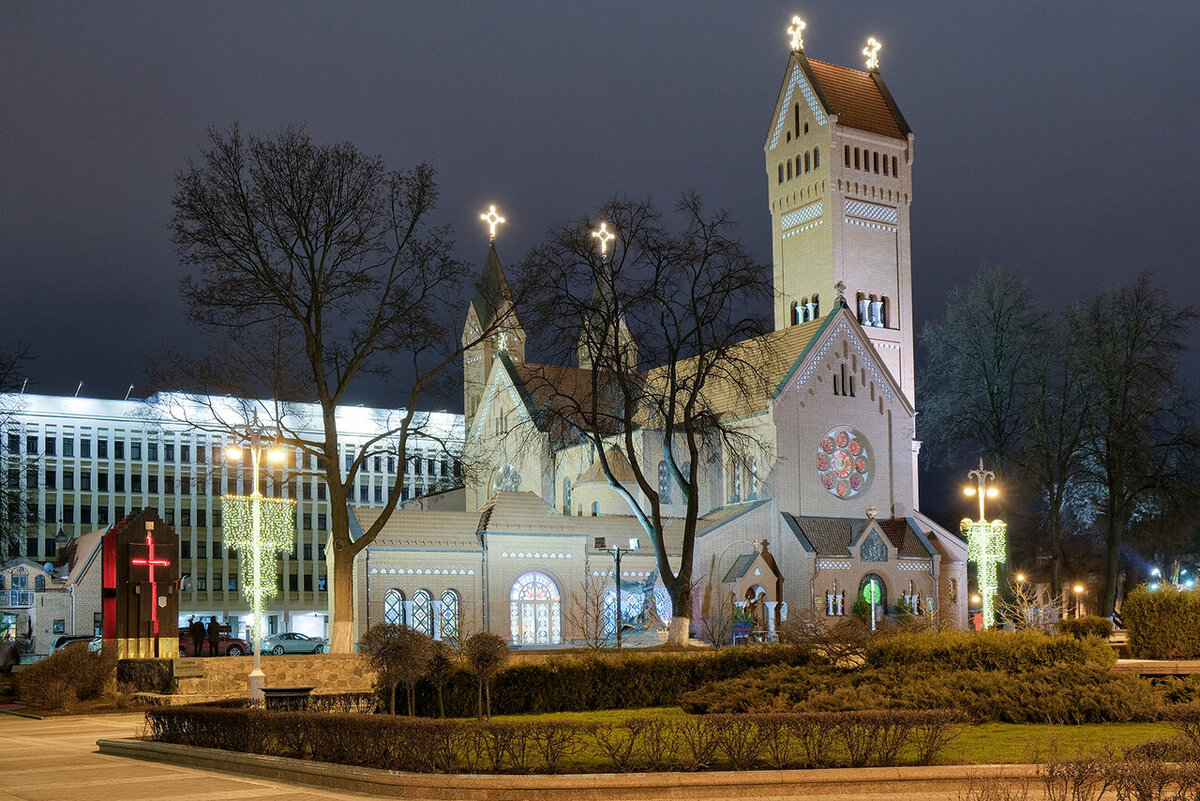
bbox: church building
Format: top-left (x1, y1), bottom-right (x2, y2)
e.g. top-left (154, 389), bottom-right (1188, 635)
top-left (350, 22), bottom-right (968, 646)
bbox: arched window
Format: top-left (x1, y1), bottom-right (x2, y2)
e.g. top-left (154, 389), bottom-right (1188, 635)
top-left (804, 152), bottom-right (811, 173)
top-left (810, 294), bottom-right (820, 319)
top-left (794, 103), bottom-right (800, 138)
top-left (440, 589), bottom-right (460, 641)
top-left (0, 575), bottom-right (5, 591)
top-left (384, 588), bottom-right (404, 626)
top-left (494, 464), bottom-right (520, 493)
top-left (859, 574), bottom-right (888, 614)
top-left (509, 571), bottom-right (561, 645)
top-left (880, 296), bottom-right (889, 327)
top-left (799, 297), bottom-right (809, 323)
top-left (34, 574), bottom-right (45, 592)
top-left (562, 478), bottom-right (573, 516)
top-left (658, 460), bottom-right (672, 504)
top-left (786, 160), bottom-right (792, 180)
top-left (778, 163), bottom-right (784, 184)
top-left (813, 147), bottom-right (820, 169)
top-left (857, 291), bottom-right (868, 324)
top-left (411, 589), bottom-right (433, 636)
top-left (790, 301), bottom-right (800, 326)
top-left (591, 501), bottom-right (599, 517)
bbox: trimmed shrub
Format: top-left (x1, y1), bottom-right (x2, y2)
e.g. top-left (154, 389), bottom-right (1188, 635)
top-left (864, 629), bottom-right (1114, 671)
top-left (1124, 585), bottom-right (1200, 659)
top-left (16, 644), bottom-right (115, 708)
top-left (117, 658), bottom-right (174, 694)
top-left (414, 645), bottom-right (807, 717)
top-left (144, 705), bottom-right (963, 773)
top-left (1057, 616), bottom-right (1114, 640)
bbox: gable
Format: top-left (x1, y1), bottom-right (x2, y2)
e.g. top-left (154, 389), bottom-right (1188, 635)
top-left (766, 55), bottom-right (830, 150)
top-left (776, 306), bottom-right (913, 416)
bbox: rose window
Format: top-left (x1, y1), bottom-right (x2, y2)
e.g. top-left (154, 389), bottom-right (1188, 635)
top-left (816, 427), bottom-right (871, 499)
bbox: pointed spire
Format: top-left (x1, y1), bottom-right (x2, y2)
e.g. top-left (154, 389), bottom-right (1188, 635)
top-left (471, 243), bottom-right (514, 331)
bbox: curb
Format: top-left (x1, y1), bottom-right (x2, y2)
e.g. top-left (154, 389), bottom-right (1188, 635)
top-left (97, 737), bottom-right (1042, 800)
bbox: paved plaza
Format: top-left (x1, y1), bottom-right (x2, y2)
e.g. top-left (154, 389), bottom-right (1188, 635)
top-left (0, 711), bottom-right (373, 801)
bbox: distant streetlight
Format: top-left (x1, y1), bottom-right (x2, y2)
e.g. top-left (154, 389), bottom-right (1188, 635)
top-left (595, 537), bottom-right (639, 648)
top-left (225, 414), bottom-right (287, 701)
top-left (1073, 584), bottom-right (1084, 619)
top-left (1015, 573), bottom-right (1026, 583)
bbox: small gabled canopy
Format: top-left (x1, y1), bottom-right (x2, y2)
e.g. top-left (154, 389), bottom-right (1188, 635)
top-left (786, 515), bottom-right (935, 559)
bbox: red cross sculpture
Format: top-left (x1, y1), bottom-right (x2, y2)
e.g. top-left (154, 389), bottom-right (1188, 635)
top-left (131, 525), bottom-right (171, 644)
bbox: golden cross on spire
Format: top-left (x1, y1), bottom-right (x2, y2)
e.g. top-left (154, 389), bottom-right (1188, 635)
top-left (787, 15), bottom-right (806, 52)
top-left (480, 205), bottom-right (506, 242)
top-left (863, 37), bottom-right (881, 71)
top-left (591, 222), bottom-right (615, 257)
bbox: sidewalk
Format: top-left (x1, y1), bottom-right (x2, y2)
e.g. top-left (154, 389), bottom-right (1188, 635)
top-left (0, 711), bottom-right (373, 800)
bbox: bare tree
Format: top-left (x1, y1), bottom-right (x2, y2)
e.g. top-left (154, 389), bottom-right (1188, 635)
top-left (697, 560), bottom-right (734, 649)
top-left (167, 124), bottom-right (500, 653)
top-left (0, 346), bottom-right (33, 562)
top-left (565, 573), bottom-right (614, 650)
top-left (516, 195), bottom-right (773, 645)
top-left (996, 579), bottom-right (1060, 632)
top-left (1069, 273), bottom-right (1199, 616)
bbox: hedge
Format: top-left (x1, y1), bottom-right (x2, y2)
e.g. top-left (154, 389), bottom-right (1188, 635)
top-left (145, 705), bottom-right (965, 772)
top-left (1123, 585), bottom-right (1200, 659)
top-left (1056, 616), bottom-right (1114, 641)
top-left (407, 646), bottom-right (808, 717)
top-left (678, 660), bottom-right (1160, 723)
top-left (863, 629), bottom-right (1115, 671)
top-left (15, 645), bottom-right (115, 709)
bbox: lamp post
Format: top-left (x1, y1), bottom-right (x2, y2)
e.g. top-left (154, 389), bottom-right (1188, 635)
top-left (961, 458), bottom-right (1006, 630)
top-left (1073, 584), bottom-right (1084, 619)
top-left (596, 537), bottom-right (639, 648)
top-left (225, 414), bottom-right (285, 701)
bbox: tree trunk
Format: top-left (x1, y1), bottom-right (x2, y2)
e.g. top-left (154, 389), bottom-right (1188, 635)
top-left (1102, 516), bottom-right (1122, 618)
top-left (388, 682), bottom-right (397, 715)
top-left (485, 679), bottom-right (491, 719)
top-left (407, 685), bottom-right (415, 716)
top-left (437, 685), bottom-right (445, 718)
top-left (476, 679), bottom-right (483, 719)
top-left (329, 549), bottom-right (356, 654)
top-left (1048, 503), bottom-right (1063, 599)
top-left (667, 616), bottom-right (691, 646)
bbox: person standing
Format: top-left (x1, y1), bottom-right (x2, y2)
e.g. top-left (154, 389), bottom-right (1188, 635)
top-left (188, 616), bottom-right (204, 657)
top-left (206, 616), bottom-right (221, 657)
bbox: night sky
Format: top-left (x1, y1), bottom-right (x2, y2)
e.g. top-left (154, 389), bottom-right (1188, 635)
top-left (4, 4), bottom-right (1198, 412)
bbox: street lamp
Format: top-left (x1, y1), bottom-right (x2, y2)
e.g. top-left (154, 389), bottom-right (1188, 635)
top-left (224, 414), bottom-right (288, 701)
top-left (596, 536), bottom-right (638, 648)
top-left (1015, 573), bottom-right (1026, 584)
top-left (961, 458), bottom-right (1006, 630)
top-left (1073, 584), bottom-right (1084, 619)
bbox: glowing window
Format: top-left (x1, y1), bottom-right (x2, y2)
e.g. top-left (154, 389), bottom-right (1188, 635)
top-left (816, 427), bottom-right (872, 499)
top-left (509, 571), bottom-right (561, 645)
top-left (440, 589), bottom-right (460, 641)
top-left (412, 589), bottom-right (433, 636)
top-left (384, 589), bottom-right (404, 626)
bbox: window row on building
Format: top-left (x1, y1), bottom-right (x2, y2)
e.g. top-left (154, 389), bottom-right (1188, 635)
top-left (777, 147), bottom-right (822, 184)
top-left (844, 145), bottom-right (898, 179)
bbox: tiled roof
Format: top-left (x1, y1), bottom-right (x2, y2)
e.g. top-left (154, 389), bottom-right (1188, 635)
top-left (722, 553), bottom-right (757, 583)
top-left (578, 447), bottom-right (638, 485)
top-left (353, 506), bottom-right (484, 551)
top-left (476, 491), bottom-right (584, 535)
top-left (807, 58), bottom-right (908, 140)
top-left (789, 516), bottom-right (861, 556)
top-left (876, 518), bottom-right (935, 559)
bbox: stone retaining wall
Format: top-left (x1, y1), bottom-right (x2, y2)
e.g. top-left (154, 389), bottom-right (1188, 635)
top-left (174, 654), bottom-right (375, 697)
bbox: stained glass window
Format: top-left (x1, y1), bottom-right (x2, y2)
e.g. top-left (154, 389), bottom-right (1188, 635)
top-left (440, 589), bottom-right (460, 641)
top-left (509, 571), bottom-right (561, 645)
top-left (412, 589), bottom-right (433, 636)
top-left (563, 478), bottom-right (572, 515)
top-left (816, 427), bottom-right (871, 499)
top-left (384, 589), bottom-right (404, 626)
top-left (494, 464), bottom-right (521, 493)
top-left (658, 461), bottom-right (672, 504)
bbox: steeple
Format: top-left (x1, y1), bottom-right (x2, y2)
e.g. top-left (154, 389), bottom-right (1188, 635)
top-left (576, 281), bottom-right (637, 372)
top-left (764, 19), bottom-right (916, 405)
top-left (463, 241), bottom-right (525, 430)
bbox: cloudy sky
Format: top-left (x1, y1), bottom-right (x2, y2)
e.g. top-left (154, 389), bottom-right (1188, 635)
top-left (3, 2), bottom-right (1198, 413)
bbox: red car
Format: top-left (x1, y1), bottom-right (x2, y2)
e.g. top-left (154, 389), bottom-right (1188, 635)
top-left (177, 633), bottom-right (250, 657)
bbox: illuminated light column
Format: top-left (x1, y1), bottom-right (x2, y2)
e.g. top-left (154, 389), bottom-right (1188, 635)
top-left (130, 522), bottom-right (171, 657)
top-left (223, 415), bottom-right (294, 702)
top-left (961, 459), bottom-right (1006, 630)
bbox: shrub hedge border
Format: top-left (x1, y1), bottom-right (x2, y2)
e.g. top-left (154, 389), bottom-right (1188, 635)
top-left (145, 705), bottom-right (965, 774)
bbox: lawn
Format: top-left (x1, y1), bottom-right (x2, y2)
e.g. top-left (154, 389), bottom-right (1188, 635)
top-left (488, 707), bottom-right (1175, 767)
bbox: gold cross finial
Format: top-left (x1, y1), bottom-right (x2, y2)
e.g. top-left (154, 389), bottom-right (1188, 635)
top-left (863, 37), bottom-right (881, 71)
top-left (591, 222), bottom-right (615, 257)
top-left (480, 205), bottom-right (506, 242)
top-left (788, 16), bottom-right (806, 52)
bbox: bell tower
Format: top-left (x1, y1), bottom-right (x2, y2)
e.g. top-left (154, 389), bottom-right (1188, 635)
top-left (765, 19), bottom-right (916, 405)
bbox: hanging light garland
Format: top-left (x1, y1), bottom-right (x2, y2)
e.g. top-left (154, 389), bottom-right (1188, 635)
top-left (222, 494), bottom-right (296, 608)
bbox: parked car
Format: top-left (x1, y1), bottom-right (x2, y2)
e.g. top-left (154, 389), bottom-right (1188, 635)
top-left (261, 632), bottom-right (327, 654)
top-left (177, 634), bottom-right (250, 657)
top-left (50, 634), bottom-right (94, 653)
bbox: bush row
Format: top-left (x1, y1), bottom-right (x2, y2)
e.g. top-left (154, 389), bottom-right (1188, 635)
top-left (678, 661), bottom-right (1161, 723)
top-left (863, 629), bottom-right (1115, 671)
top-left (1123, 585), bottom-right (1200, 659)
top-left (15, 645), bottom-right (115, 709)
top-left (409, 646), bottom-right (808, 717)
top-left (1056, 616), bottom-right (1114, 641)
top-left (145, 706), bottom-right (965, 773)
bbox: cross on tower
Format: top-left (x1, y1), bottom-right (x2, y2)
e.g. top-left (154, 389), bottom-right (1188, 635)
top-left (863, 37), bottom-right (881, 71)
top-left (480, 205), bottom-right (506, 242)
top-left (591, 222), bottom-right (615, 257)
top-left (787, 16), bottom-right (806, 52)
top-left (131, 523), bottom-right (171, 643)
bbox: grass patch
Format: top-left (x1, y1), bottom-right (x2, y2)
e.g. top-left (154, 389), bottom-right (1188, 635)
top-left (947, 722), bottom-right (1172, 764)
